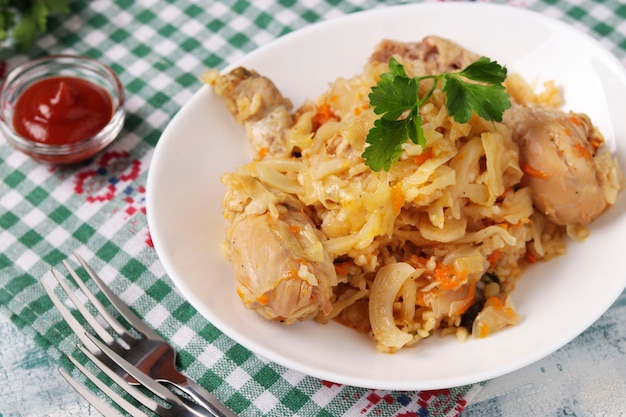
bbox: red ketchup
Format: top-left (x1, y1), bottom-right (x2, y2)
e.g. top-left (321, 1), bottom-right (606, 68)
top-left (13, 76), bottom-right (113, 145)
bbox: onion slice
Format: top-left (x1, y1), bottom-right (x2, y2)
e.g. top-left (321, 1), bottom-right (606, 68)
top-left (369, 262), bottom-right (423, 352)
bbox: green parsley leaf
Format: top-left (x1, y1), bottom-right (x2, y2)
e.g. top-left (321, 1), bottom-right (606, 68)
top-left (388, 56), bottom-right (409, 78)
top-left (369, 72), bottom-right (418, 120)
top-left (442, 56), bottom-right (511, 123)
top-left (0, 0), bottom-right (69, 51)
top-left (0, 2), bottom-right (16, 42)
top-left (362, 55), bottom-right (511, 172)
top-left (362, 118), bottom-right (411, 172)
top-left (456, 56), bottom-right (508, 84)
top-left (12, 9), bottom-right (38, 52)
top-left (443, 76), bottom-right (510, 124)
top-left (363, 107), bottom-right (426, 172)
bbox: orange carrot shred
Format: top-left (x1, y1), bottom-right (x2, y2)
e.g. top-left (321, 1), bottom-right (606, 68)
top-left (256, 294), bottom-right (270, 305)
top-left (435, 263), bottom-right (466, 290)
top-left (334, 262), bottom-right (349, 276)
top-left (590, 138), bottom-right (602, 150)
top-left (484, 296), bottom-right (504, 309)
top-left (452, 279), bottom-right (477, 315)
top-left (413, 147), bottom-right (434, 165)
top-left (478, 323), bottom-right (490, 338)
top-left (312, 103), bottom-right (337, 131)
top-left (575, 143), bottom-right (592, 160)
top-left (521, 163), bottom-right (550, 179)
top-left (569, 115), bottom-right (581, 126)
top-left (258, 147), bottom-right (269, 159)
top-left (487, 250), bottom-right (502, 267)
top-left (391, 185), bottom-right (404, 215)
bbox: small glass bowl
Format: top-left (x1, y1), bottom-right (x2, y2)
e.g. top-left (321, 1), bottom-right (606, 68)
top-left (0, 55), bottom-right (125, 164)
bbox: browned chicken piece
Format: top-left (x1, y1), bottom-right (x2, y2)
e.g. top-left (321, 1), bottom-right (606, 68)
top-left (505, 104), bottom-right (615, 226)
top-left (369, 36), bottom-right (479, 74)
top-left (203, 67), bottom-right (294, 158)
top-left (227, 207), bottom-right (337, 324)
top-left (210, 66), bottom-right (338, 325)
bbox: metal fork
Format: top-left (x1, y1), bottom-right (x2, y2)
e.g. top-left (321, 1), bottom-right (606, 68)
top-left (41, 252), bottom-right (236, 417)
top-left (60, 342), bottom-right (207, 416)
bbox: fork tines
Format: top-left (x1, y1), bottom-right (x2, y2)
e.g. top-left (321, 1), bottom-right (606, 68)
top-left (43, 253), bottom-right (209, 417)
top-left (60, 355), bottom-right (150, 417)
top-left (44, 260), bottom-right (122, 353)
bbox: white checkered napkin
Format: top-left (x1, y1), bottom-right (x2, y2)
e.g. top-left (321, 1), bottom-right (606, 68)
top-left (521, 0), bottom-right (626, 63)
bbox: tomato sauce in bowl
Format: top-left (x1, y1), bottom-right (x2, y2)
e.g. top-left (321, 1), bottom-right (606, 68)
top-left (0, 55), bottom-right (125, 164)
top-left (13, 76), bottom-right (114, 146)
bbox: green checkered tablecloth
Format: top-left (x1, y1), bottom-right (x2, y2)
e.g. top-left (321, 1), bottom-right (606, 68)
top-left (1, 1), bottom-right (626, 416)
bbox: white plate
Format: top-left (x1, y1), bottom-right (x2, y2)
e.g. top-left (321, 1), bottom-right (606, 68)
top-left (146, 3), bottom-right (626, 390)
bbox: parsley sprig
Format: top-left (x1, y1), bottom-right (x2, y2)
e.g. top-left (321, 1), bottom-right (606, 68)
top-left (0, 0), bottom-right (69, 52)
top-left (362, 56), bottom-right (511, 171)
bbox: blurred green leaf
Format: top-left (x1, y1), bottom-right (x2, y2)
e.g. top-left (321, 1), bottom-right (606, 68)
top-left (0, 0), bottom-right (69, 51)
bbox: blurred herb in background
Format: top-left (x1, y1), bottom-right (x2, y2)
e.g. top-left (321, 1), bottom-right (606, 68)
top-left (0, 0), bottom-right (69, 51)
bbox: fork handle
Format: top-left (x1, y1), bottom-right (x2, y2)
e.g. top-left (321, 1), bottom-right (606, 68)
top-left (171, 377), bottom-right (237, 417)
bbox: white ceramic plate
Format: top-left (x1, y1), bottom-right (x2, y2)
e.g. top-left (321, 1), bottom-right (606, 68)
top-left (146, 3), bottom-right (626, 390)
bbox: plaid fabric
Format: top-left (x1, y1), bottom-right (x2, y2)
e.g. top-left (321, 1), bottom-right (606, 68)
top-left (1, 0), bottom-right (625, 416)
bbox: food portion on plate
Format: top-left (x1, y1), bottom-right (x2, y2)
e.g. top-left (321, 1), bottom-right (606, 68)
top-left (202, 35), bottom-right (624, 353)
